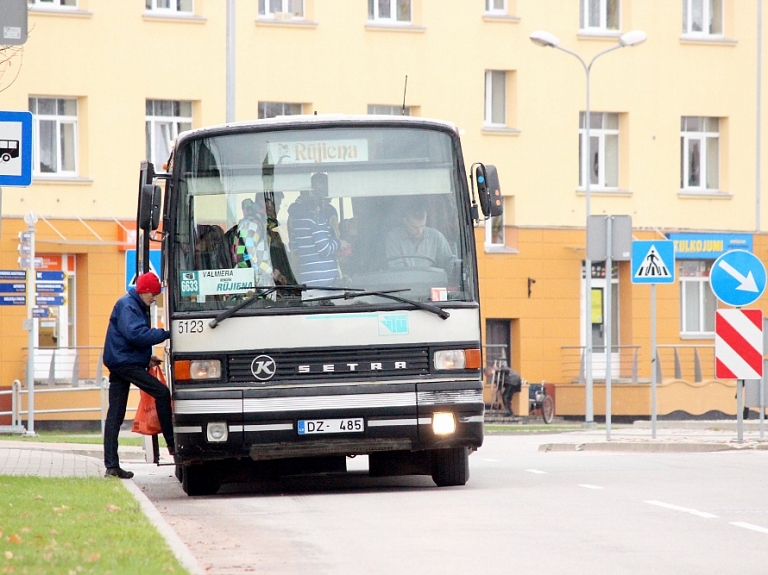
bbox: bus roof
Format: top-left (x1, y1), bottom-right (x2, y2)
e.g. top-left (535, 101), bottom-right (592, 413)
top-left (174, 114), bottom-right (459, 147)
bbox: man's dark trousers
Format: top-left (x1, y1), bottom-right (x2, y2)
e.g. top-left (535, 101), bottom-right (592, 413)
top-left (104, 365), bottom-right (173, 469)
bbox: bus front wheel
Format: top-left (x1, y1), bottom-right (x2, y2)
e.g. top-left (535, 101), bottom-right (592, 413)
top-left (430, 447), bottom-right (469, 487)
top-left (182, 463), bottom-right (221, 496)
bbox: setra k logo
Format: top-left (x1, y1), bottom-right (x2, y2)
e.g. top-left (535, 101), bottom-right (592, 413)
top-left (250, 355), bottom-right (276, 381)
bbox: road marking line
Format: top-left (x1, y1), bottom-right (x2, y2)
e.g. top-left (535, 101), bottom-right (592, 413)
top-left (644, 500), bottom-right (718, 518)
top-left (525, 469), bottom-right (547, 474)
top-left (578, 484), bottom-right (603, 489)
top-left (730, 522), bottom-right (768, 534)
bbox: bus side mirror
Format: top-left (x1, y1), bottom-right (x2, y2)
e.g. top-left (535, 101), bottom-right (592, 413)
top-left (485, 165), bottom-right (503, 217)
top-left (139, 184), bottom-right (162, 231)
top-left (475, 164), bottom-right (503, 218)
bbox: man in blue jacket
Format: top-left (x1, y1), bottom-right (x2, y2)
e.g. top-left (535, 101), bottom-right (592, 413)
top-left (102, 272), bottom-right (173, 479)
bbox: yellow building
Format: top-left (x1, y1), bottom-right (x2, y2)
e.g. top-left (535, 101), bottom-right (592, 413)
top-left (0, 0), bottom-right (765, 423)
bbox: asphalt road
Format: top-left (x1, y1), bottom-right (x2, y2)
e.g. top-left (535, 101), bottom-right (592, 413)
top-left (132, 433), bottom-right (768, 575)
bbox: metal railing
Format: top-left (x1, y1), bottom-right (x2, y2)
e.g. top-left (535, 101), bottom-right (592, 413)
top-left (22, 346), bottom-right (105, 386)
top-left (656, 344), bottom-right (715, 383)
top-left (561, 345), bottom-right (641, 383)
top-left (0, 377), bottom-right (136, 436)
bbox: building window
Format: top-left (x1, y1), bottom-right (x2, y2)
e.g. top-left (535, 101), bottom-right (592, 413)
top-left (485, 0), bottom-right (506, 14)
top-left (683, 0), bottom-right (723, 36)
top-left (28, 0), bottom-right (77, 8)
top-left (259, 0), bottom-right (304, 19)
top-left (580, 0), bottom-right (620, 31)
top-left (579, 112), bottom-right (619, 189)
top-left (145, 0), bottom-right (193, 13)
top-left (485, 213), bottom-right (504, 249)
top-left (680, 260), bottom-right (716, 335)
top-left (29, 97), bottom-right (78, 176)
top-left (146, 100), bottom-right (192, 171)
top-left (258, 102), bottom-right (303, 119)
top-left (484, 70), bottom-right (506, 126)
top-left (681, 116), bottom-right (719, 192)
top-left (367, 104), bottom-right (411, 116)
top-left (368, 0), bottom-right (411, 23)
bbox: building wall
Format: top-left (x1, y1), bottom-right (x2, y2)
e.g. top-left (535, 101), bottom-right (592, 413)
top-left (0, 1), bottom-right (767, 419)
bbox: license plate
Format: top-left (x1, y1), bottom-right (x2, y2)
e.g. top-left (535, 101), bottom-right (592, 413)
top-left (297, 418), bottom-right (364, 435)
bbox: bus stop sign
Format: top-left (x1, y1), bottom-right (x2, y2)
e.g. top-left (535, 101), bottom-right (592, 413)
top-left (0, 111), bottom-right (32, 186)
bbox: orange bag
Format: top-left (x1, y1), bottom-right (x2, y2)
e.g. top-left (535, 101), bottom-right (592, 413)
top-left (131, 366), bottom-right (166, 436)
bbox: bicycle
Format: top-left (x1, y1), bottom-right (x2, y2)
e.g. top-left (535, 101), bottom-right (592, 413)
top-left (528, 381), bottom-right (554, 424)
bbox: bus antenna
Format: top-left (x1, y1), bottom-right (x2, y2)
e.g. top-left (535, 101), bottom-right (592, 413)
top-left (401, 75), bottom-right (408, 115)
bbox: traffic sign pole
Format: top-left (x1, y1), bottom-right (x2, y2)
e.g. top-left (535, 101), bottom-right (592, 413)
top-left (23, 212), bottom-right (37, 437)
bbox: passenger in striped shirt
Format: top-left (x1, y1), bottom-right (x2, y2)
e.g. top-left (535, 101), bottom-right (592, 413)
top-left (287, 173), bottom-right (350, 288)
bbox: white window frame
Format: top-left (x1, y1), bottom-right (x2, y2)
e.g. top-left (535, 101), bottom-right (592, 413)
top-left (29, 97), bottom-right (78, 177)
top-left (367, 104), bottom-right (411, 116)
top-left (484, 213), bottom-right (505, 250)
top-left (146, 100), bottom-right (192, 172)
top-left (485, 0), bottom-right (507, 15)
top-left (679, 260), bottom-right (716, 336)
top-left (484, 70), bottom-right (506, 127)
top-left (258, 101), bottom-right (303, 119)
top-left (259, 0), bottom-right (304, 19)
top-left (28, 0), bottom-right (77, 9)
top-left (683, 0), bottom-right (723, 37)
top-left (368, 0), bottom-right (412, 24)
top-left (580, 0), bottom-right (620, 32)
top-left (680, 116), bottom-right (719, 192)
top-left (145, 0), bottom-right (193, 14)
top-left (579, 112), bottom-right (619, 190)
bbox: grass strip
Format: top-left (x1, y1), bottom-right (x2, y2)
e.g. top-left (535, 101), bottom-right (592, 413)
top-left (0, 433), bottom-right (165, 447)
top-left (0, 476), bottom-right (188, 574)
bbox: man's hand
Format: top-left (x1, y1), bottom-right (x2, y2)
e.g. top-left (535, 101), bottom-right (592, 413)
top-left (149, 355), bottom-right (163, 368)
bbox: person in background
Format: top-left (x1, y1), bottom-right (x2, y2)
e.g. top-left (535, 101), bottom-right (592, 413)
top-left (232, 195), bottom-right (275, 288)
top-left (102, 272), bottom-right (173, 479)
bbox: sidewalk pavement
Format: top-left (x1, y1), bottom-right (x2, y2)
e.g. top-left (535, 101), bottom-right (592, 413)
top-left (0, 431), bottom-right (206, 575)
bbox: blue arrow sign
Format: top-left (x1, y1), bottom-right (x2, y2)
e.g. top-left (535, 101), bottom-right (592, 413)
top-left (36, 271), bottom-right (66, 281)
top-left (36, 282), bottom-right (66, 294)
top-left (0, 270), bottom-right (25, 280)
top-left (0, 111), bottom-right (33, 187)
top-left (0, 295), bottom-right (25, 305)
top-left (631, 240), bottom-right (675, 284)
top-left (0, 283), bottom-right (26, 293)
top-left (710, 249), bottom-right (767, 307)
top-left (36, 295), bottom-right (65, 306)
top-left (32, 307), bottom-right (50, 318)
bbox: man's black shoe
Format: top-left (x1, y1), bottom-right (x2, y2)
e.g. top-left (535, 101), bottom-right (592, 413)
top-left (504, 411), bottom-right (513, 417)
top-left (167, 443), bottom-right (175, 456)
top-left (105, 467), bottom-right (134, 479)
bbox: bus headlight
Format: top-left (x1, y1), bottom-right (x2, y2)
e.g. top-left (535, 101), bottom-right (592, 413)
top-left (434, 350), bottom-right (466, 370)
top-left (432, 412), bottom-right (456, 435)
top-left (433, 349), bottom-right (481, 370)
top-left (175, 359), bottom-right (222, 380)
top-left (207, 422), bottom-right (228, 442)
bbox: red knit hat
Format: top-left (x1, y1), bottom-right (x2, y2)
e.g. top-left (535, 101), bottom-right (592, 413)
top-left (136, 273), bottom-right (162, 294)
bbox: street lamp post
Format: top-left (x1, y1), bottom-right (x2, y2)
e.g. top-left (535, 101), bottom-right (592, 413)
top-left (530, 29), bottom-right (647, 426)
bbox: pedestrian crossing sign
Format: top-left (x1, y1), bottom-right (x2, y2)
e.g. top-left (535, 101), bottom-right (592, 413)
top-left (631, 240), bottom-right (675, 284)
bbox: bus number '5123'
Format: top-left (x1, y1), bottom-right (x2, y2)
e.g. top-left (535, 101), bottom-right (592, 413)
top-left (178, 320), bottom-right (204, 334)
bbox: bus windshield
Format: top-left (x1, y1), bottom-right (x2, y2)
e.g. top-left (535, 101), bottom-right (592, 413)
top-left (171, 123), bottom-right (477, 313)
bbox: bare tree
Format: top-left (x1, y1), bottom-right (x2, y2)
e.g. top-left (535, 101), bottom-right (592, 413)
top-left (0, 44), bottom-right (24, 94)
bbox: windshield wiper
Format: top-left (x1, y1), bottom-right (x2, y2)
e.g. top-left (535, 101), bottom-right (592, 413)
top-left (303, 288), bottom-right (450, 320)
top-left (208, 285), bottom-right (362, 328)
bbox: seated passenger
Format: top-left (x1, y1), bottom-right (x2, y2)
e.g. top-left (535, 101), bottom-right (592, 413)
top-left (385, 205), bottom-right (457, 271)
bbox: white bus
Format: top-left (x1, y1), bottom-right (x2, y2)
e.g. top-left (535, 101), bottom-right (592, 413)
top-left (136, 115), bottom-right (502, 495)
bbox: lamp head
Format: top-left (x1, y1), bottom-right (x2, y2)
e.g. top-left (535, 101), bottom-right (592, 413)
top-left (619, 30), bottom-right (648, 47)
top-left (529, 30), bottom-right (560, 48)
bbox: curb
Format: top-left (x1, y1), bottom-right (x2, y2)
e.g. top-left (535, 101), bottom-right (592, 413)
top-left (538, 441), bottom-right (768, 453)
top-left (120, 478), bottom-right (206, 575)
